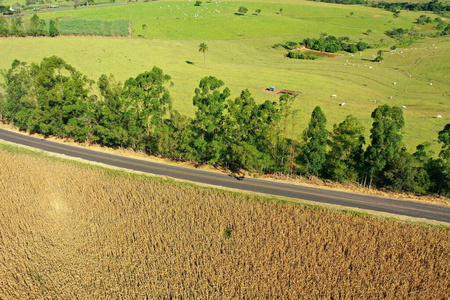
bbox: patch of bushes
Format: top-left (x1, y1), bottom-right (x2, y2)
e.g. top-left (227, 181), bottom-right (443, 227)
top-left (0, 14), bottom-right (56, 37)
top-left (416, 15), bottom-right (433, 25)
top-left (274, 36), bottom-right (371, 54)
top-left (311, 0), bottom-right (450, 14)
top-left (286, 51), bottom-right (318, 60)
top-left (0, 14), bottom-right (128, 38)
top-left (253, 9), bottom-right (261, 15)
top-left (385, 27), bottom-right (409, 39)
top-left (284, 41), bottom-right (298, 50)
top-left (303, 35), bottom-right (370, 53)
top-left (311, 0), bottom-right (365, 4)
top-left (238, 6), bottom-right (248, 14)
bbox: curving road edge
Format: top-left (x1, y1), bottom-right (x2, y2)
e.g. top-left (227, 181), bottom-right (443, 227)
top-left (1, 128), bottom-right (449, 224)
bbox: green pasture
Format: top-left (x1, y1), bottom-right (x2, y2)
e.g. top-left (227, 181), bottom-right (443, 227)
top-left (1, 36), bottom-right (448, 151)
top-left (0, 0), bottom-right (449, 152)
top-left (58, 19), bottom-right (129, 36)
top-left (37, 1), bottom-right (432, 40)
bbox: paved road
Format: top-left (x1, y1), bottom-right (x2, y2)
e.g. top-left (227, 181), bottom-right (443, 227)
top-left (1, 128), bottom-right (449, 223)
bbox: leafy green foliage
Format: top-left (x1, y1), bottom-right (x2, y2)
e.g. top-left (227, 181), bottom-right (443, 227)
top-left (325, 115), bottom-right (365, 183)
top-left (302, 36), bottom-right (369, 53)
top-left (314, 0), bottom-right (450, 14)
top-left (123, 67), bottom-right (173, 153)
top-left (28, 14), bottom-right (47, 37)
top-left (223, 90), bottom-right (280, 172)
top-left (286, 51), bottom-right (318, 60)
top-left (371, 0), bottom-right (450, 14)
top-left (95, 74), bottom-right (128, 147)
top-left (416, 15), bottom-right (433, 25)
top-left (298, 106), bottom-right (328, 177)
top-left (0, 15), bottom-right (126, 38)
top-left (238, 6), bottom-right (248, 14)
top-left (2, 56), bottom-right (93, 140)
top-left (385, 28), bottom-right (409, 39)
top-left (190, 76), bottom-right (229, 164)
top-left (223, 227), bottom-right (232, 239)
top-left (364, 105), bottom-right (405, 188)
top-left (48, 20), bottom-right (59, 37)
top-left (284, 41), bottom-right (298, 50)
top-left (373, 51), bottom-right (384, 62)
top-left (198, 42), bottom-right (208, 68)
top-left (0, 15), bottom-right (53, 37)
top-left (9, 17), bottom-right (25, 37)
top-left (312, 0), bottom-right (365, 4)
top-left (427, 124), bottom-right (450, 196)
top-left (0, 17), bottom-right (8, 37)
top-left (1, 57), bottom-right (446, 196)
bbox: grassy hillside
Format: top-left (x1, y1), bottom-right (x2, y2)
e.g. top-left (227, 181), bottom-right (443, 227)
top-left (38, 1), bottom-right (427, 40)
top-left (1, 36), bottom-right (448, 150)
top-left (0, 143), bottom-right (448, 298)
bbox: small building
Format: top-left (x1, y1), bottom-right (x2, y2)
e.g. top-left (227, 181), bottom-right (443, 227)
top-left (268, 86), bottom-right (276, 92)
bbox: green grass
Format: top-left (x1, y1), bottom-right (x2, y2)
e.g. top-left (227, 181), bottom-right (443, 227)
top-left (58, 19), bottom-right (129, 36)
top-left (38, 1), bottom-right (427, 40)
top-left (0, 0), bottom-right (448, 152)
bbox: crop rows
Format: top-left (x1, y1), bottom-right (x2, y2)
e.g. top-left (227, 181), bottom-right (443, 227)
top-left (58, 19), bottom-right (129, 36)
top-left (0, 147), bottom-right (448, 298)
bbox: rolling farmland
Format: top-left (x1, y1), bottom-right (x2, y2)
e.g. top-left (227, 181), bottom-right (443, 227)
top-left (1, 1), bottom-right (449, 295)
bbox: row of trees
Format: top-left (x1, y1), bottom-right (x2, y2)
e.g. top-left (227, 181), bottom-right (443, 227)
top-left (0, 56), bottom-right (448, 196)
top-left (0, 15), bottom-right (59, 37)
top-left (274, 36), bottom-right (370, 56)
top-left (371, 0), bottom-right (449, 14)
top-left (312, 0), bottom-right (449, 14)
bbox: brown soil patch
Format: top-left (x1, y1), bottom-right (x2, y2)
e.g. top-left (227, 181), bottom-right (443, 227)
top-left (304, 51), bottom-right (343, 58)
top-left (374, 14), bottom-right (381, 18)
top-left (262, 88), bottom-right (278, 95)
top-left (289, 47), bottom-right (343, 58)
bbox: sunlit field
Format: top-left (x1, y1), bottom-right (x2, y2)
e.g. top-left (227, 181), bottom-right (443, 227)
top-left (0, 143), bottom-right (448, 298)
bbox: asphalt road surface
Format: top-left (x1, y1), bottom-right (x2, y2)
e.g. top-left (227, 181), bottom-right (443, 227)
top-left (1, 128), bottom-right (449, 223)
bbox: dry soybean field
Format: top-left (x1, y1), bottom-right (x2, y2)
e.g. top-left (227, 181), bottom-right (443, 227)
top-left (0, 145), bottom-right (449, 298)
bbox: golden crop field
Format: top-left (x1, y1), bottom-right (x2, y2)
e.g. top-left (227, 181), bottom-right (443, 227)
top-left (0, 145), bottom-right (449, 298)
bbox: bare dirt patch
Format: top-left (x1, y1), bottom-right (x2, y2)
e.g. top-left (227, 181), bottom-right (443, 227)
top-left (289, 47), bottom-right (344, 58)
top-left (304, 50), bottom-right (343, 58)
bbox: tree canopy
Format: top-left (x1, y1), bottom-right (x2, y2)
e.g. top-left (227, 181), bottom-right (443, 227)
top-left (0, 57), bottom-right (447, 197)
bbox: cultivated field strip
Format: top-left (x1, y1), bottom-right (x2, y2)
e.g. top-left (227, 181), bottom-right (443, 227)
top-left (0, 148), bottom-right (449, 298)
